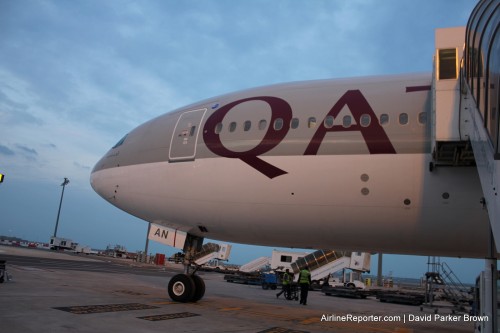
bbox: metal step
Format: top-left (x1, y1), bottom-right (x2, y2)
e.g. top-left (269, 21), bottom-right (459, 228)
top-left (432, 141), bottom-right (476, 167)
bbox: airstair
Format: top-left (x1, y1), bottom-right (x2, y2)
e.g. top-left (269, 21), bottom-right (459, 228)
top-left (423, 257), bottom-right (472, 312)
top-left (239, 256), bottom-right (271, 273)
top-left (290, 250), bottom-right (370, 283)
top-left (193, 242), bottom-right (232, 266)
top-left (440, 262), bottom-right (472, 305)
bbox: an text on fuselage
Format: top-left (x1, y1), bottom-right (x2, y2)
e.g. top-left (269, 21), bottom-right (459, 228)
top-left (203, 90), bottom-right (396, 178)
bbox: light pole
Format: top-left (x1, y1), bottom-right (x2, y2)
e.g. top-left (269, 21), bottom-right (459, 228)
top-left (53, 177), bottom-right (70, 237)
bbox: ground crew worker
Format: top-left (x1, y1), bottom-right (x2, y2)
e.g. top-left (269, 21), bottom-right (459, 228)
top-left (298, 265), bottom-right (311, 305)
top-left (276, 269), bottom-right (292, 299)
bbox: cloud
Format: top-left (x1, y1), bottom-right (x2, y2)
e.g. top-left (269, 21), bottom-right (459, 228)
top-left (0, 0), bottom-right (478, 184)
top-left (74, 161), bottom-right (91, 170)
top-left (15, 144), bottom-right (38, 156)
top-left (12, 144), bottom-right (38, 162)
top-left (0, 75), bottom-right (43, 126)
top-left (0, 0), bottom-right (478, 187)
top-left (0, 145), bottom-right (15, 156)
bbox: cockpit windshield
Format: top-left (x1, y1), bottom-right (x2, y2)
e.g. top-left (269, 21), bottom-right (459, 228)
top-left (112, 134), bottom-right (128, 149)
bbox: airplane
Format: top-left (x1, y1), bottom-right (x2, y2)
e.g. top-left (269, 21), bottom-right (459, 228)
top-left (91, 0), bottom-right (499, 304)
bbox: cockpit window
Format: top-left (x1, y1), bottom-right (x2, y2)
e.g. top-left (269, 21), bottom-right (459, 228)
top-left (112, 134), bottom-right (128, 149)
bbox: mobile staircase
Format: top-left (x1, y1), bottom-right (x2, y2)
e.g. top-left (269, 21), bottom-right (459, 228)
top-left (239, 256), bottom-right (271, 273)
top-left (421, 257), bottom-right (472, 314)
top-left (290, 250), bottom-right (370, 284)
top-left (193, 242), bottom-right (232, 266)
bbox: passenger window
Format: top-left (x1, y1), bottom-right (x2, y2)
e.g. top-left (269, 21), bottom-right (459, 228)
top-left (343, 115), bottom-right (352, 128)
top-left (291, 118), bottom-right (300, 129)
top-left (379, 114), bottom-right (389, 126)
top-left (229, 122), bottom-right (237, 132)
top-left (274, 118), bottom-right (283, 131)
top-left (259, 119), bottom-right (267, 130)
top-left (215, 123), bottom-right (223, 134)
top-left (418, 112), bottom-right (427, 125)
top-left (244, 120), bottom-right (251, 132)
top-left (324, 116), bottom-right (334, 128)
top-left (360, 114), bottom-right (371, 127)
top-left (308, 117), bottom-right (317, 128)
top-left (399, 113), bottom-right (409, 125)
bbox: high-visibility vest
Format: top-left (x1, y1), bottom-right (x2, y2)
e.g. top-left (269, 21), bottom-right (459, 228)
top-left (282, 272), bottom-right (291, 285)
top-left (299, 269), bottom-right (311, 284)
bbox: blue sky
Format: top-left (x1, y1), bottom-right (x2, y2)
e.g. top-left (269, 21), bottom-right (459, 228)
top-left (0, 0), bottom-right (485, 283)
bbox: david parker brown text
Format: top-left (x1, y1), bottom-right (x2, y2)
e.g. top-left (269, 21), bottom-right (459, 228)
top-left (321, 314), bottom-right (489, 323)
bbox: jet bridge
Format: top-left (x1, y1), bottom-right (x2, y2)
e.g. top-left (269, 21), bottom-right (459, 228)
top-left (432, 2), bottom-right (499, 332)
top-left (431, 1), bottom-right (499, 252)
top-left (459, 0), bottom-right (500, 256)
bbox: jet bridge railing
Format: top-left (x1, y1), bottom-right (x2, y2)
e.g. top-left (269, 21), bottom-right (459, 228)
top-left (462, 0), bottom-right (500, 158)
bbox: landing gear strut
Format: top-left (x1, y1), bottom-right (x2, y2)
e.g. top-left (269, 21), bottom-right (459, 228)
top-left (167, 234), bottom-right (206, 302)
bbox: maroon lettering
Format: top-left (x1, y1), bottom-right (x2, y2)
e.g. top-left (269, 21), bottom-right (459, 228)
top-left (203, 96), bottom-right (293, 179)
top-left (203, 90), bottom-right (396, 178)
top-left (406, 85), bottom-right (431, 93)
top-left (304, 90), bottom-right (396, 155)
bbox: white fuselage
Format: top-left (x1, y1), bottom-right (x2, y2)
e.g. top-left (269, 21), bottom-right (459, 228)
top-left (91, 74), bottom-right (491, 258)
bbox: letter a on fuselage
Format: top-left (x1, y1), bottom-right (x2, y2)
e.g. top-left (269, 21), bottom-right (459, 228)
top-left (304, 90), bottom-right (396, 155)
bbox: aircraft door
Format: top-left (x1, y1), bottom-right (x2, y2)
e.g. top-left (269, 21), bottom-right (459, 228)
top-left (169, 108), bottom-right (207, 162)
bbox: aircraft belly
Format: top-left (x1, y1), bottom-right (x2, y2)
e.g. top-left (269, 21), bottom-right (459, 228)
top-left (91, 154), bottom-right (490, 258)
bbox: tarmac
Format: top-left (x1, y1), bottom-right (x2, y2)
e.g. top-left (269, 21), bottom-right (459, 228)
top-left (0, 245), bottom-right (475, 333)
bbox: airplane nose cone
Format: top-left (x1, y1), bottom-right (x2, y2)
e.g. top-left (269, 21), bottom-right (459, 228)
top-left (90, 147), bottom-right (120, 203)
top-left (90, 164), bottom-right (111, 202)
top-left (90, 132), bottom-right (128, 201)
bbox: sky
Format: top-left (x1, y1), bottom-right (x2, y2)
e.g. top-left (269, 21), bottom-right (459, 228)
top-left (0, 0), bottom-right (486, 283)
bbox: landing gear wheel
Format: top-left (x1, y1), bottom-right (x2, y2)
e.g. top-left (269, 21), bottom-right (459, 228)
top-left (168, 274), bottom-right (195, 302)
top-left (191, 275), bottom-right (206, 302)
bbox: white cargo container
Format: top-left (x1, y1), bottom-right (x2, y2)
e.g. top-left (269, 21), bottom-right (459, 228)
top-left (49, 236), bottom-right (74, 250)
